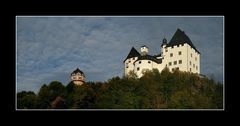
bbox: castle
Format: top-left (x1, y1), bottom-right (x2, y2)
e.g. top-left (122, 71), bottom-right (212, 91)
top-left (123, 28), bottom-right (200, 78)
top-left (70, 68), bottom-right (85, 85)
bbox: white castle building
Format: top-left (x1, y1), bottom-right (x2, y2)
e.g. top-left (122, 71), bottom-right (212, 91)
top-left (124, 28), bottom-right (200, 78)
top-left (70, 68), bottom-right (86, 85)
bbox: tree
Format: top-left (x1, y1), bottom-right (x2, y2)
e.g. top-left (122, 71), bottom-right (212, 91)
top-left (37, 81), bottom-right (66, 108)
top-left (17, 91), bottom-right (37, 109)
top-left (17, 69), bottom-right (223, 109)
top-left (126, 70), bottom-right (138, 79)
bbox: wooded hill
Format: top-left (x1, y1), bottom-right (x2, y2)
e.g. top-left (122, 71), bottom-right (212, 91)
top-left (17, 68), bottom-right (223, 109)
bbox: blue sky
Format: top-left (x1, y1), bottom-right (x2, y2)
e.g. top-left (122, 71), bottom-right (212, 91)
top-left (16, 16), bottom-right (224, 93)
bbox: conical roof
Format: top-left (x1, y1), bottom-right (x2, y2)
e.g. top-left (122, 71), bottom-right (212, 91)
top-left (71, 68), bottom-right (84, 76)
top-left (123, 47), bottom-right (141, 62)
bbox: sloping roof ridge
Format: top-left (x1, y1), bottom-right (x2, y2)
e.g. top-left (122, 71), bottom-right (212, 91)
top-left (123, 47), bottom-right (141, 62)
top-left (167, 28), bottom-right (200, 53)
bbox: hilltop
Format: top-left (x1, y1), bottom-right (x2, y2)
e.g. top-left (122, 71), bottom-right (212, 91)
top-left (17, 68), bottom-right (223, 109)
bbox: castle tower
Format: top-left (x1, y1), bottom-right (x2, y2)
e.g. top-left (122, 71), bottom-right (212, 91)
top-left (165, 28), bottom-right (200, 73)
top-left (161, 37), bottom-right (167, 57)
top-left (140, 45), bottom-right (149, 56)
top-left (123, 47), bottom-right (141, 76)
top-left (70, 68), bottom-right (85, 85)
top-left (123, 28), bottom-right (200, 78)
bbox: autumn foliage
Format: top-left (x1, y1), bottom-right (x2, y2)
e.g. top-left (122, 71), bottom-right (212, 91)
top-left (17, 68), bottom-right (223, 109)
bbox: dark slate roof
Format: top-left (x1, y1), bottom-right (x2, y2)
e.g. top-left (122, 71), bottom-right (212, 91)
top-left (166, 28), bottom-right (200, 53)
top-left (71, 68), bottom-right (84, 76)
top-left (123, 47), bottom-right (141, 62)
top-left (141, 45), bottom-right (148, 48)
top-left (134, 54), bottom-right (162, 64)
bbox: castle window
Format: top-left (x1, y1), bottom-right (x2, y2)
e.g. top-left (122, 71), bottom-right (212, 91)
top-left (177, 45), bottom-right (179, 47)
top-left (179, 51), bottom-right (182, 55)
top-left (195, 57), bottom-right (197, 61)
top-left (126, 66), bottom-right (128, 68)
top-left (133, 57), bottom-right (135, 60)
top-left (129, 60), bottom-right (131, 63)
top-left (169, 62), bottom-right (172, 66)
top-left (166, 64), bottom-right (167, 67)
top-left (193, 64), bottom-right (195, 68)
top-left (190, 68), bottom-right (192, 72)
top-left (165, 49), bottom-right (168, 52)
top-left (179, 60), bottom-right (182, 64)
top-left (174, 61), bottom-right (177, 65)
top-left (190, 61), bottom-right (192, 65)
top-left (172, 68), bottom-right (174, 71)
top-left (148, 61), bottom-right (151, 64)
top-left (171, 46), bottom-right (173, 48)
top-left (181, 44), bottom-right (184, 46)
top-left (196, 66), bottom-right (198, 70)
top-left (137, 67), bottom-right (140, 71)
top-left (176, 67), bottom-right (179, 70)
top-left (73, 77), bottom-right (76, 79)
top-left (139, 61), bottom-right (141, 64)
top-left (170, 53), bottom-right (173, 57)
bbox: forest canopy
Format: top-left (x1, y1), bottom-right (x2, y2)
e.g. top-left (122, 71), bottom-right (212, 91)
top-left (17, 68), bottom-right (223, 109)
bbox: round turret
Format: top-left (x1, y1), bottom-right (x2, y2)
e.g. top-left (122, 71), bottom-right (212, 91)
top-left (140, 45), bottom-right (149, 56)
top-left (161, 38), bottom-right (168, 57)
top-left (161, 38), bottom-right (167, 47)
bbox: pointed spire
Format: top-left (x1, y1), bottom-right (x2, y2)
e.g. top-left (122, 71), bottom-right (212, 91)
top-left (167, 28), bottom-right (200, 53)
top-left (161, 37), bottom-right (167, 47)
top-left (71, 68), bottom-right (84, 76)
top-left (123, 47), bottom-right (140, 62)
